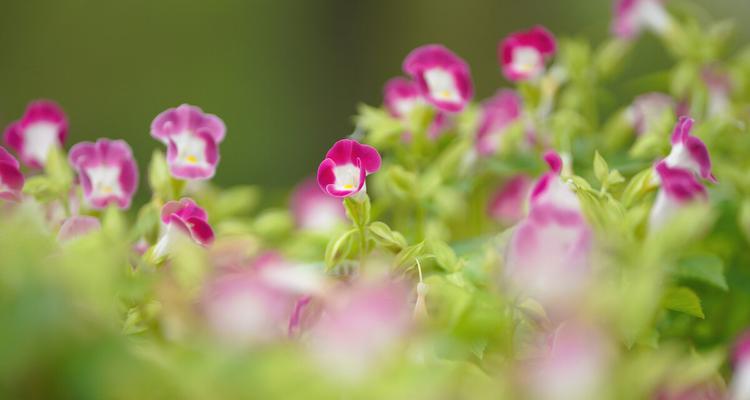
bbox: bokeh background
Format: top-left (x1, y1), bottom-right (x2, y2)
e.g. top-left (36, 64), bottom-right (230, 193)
top-left (0, 0), bottom-right (747, 193)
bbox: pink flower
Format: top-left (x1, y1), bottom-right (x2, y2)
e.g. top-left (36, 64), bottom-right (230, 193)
top-left (150, 104), bottom-right (226, 180)
top-left (475, 90), bottom-right (523, 156)
top-left (649, 161), bottom-right (707, 230)
top-left (3, 100), bottom-right (68, 169)
top-left (153, 198), bottom-right (215, 258)
top-left (525, 322), bottom-right (612, 400)
top-left (0, 146), bottom-right (24, 202)
top-left (68, 139), bottom-right (139, 210)
top-left (403, 44), bottom-right (473, 113)
top-left (702, 67), bottom-right (732, 118)
top-left (731, 330), bottom-right (750, 400)
top-left (499, 26), bottom-right (557, 82)
top-left (383, 77), bottom-right (425, 119)
top-left (504, 152), bottom-right (592, 308)
top-left (487, 175), bottom-right (533, 224)
top-left (627, 93), bottom-right (675, 135)
top-left (57, 215), bottom-right (101, 242)
top-left (291, 178), bottom-right (346, 233)
top-left (612, 0), bottom-right (672, 40)
top-left (307, 278), bottom-right (412, 379)
top-left (663, 117), bottom-right (716, 183)
top-left (317, 139), bottom-right (381, 198)
top-left (203, 252), bottom-right (325, 345)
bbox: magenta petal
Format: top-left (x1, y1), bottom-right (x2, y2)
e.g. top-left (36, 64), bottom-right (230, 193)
top-left (57, 216), bottom-right (101, 242)
top-left (655, 162), bottom-right (706, 202)
top-left (0, 146), bottom-right (20, 168)
top-left (317, 158), bottom-right (337, 192)
top-left (4, 100), bottom-right (68, 169)
top-left (68, 139), bottom-right (139, 210)
top-left (670, 116), bottom-right (693, 144)
top-left (543, 151), bottom-right (563, 174)
top-left (499, 25), bottom-right (557, 82)
top-left (0, 162), bottom-right (24, 201)
top-left (403, 44), bottom-right (474, 113)
top-left (161, 198), bottom-right (208, 224)
top-left (383, 77), bottom-right (422, 118)
top-left (186, 217), bottom-right (215, 246)
top-left (151, 104), bottom-right (226, 144)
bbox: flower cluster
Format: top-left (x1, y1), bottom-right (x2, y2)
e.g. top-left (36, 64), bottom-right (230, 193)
top-left (4, 1), bottom-right (750, 398)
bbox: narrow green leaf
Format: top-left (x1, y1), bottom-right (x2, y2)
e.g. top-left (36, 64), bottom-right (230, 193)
top-left (663, 287), bottom-right (705, 319)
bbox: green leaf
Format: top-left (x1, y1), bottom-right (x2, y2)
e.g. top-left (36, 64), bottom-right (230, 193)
top-left (22, 176), bottom-right (58, 201)
top-left (395, 241), bottom-right (425, 270)
top-left (325, 228), bottom-right (358, 270)
top-left (607, 170), bottom-right (625, 186)
top-left (45, 146), bottom-right (73, 190)
top-left (426, 239), bottom-right (460, 272)
top-left (213, 186), bottom-right (260, 221)
top-left (102, 205), bottom-right (126, 239)
top-left (663, 287), bottom-right (705, 319)
top-left (675, 255), bottom-right (728, 291)
top-left (594, 151), bottom-right (609, 184)
top-left (386, 166), bottom-right (417, 200)
top-left (344, 196), bottom-right (371, 227)
top-left (148, 150), bottom-right (172, 200)
top-left (368, 221), bottom-right (407, 253)
top-left (621, 168), bottom-right (657, 207)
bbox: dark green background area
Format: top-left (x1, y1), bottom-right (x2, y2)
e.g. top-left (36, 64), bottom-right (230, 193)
top-left (0, 0), bottom-right (746, 191)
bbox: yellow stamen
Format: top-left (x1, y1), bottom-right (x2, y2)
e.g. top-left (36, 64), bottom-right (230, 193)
top-left (186, 155), bottom-right (198, 164)
top-left (101, 186), bottom-right (113, 194)
top-left (343, 184), bottom-right (354, 190)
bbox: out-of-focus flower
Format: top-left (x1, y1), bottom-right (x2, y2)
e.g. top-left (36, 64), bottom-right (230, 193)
top-left (203, 252), bottom-right (325, 345)
top-left (68, 139), bottom-right (139, 210)
top-left (525, 322), bottom-right (612, 400)
top-left (153, 198), bottom-right (214, 258)
top-left (403, 44), bottom-right (473, 113)
top-left (307, 278), bottom-right (412, 379)
top-left (487, 175), bottom-right (533, 224)
top-left (476, 90), bottom-right (523, 156)
top-left (291, 178), bottom-right (346, 233)
top-left (317, 139), bottom-right (381, 199)
top-left (655, 381), bottom-right (725, 400)
top-left (0, 146), bottom-right (25, 202)
top-left (3, 100), bottom-right (68, 169)
top-left (702, 67), bottom-right (732, 118)
top-left (663, 117), bottom-right (716, 183)
top-left (612, 0), bottom-right (672, 40)
top-left (504, 152), bottom-right (592, 308)
top-left (627, 93), bottom-right (675, 135)
top-left (383, 77), bottom-right (425, 119)
top-left (57, 215), bottom-right (101, 242)
top-left (499, 26), bottom-right (557, 82)
top-left (649, 161), bottom-right (707, 230)
top-left (150, 104), bottom-right (226, 180)
top-left (730, 330), bottom-right (750, 400)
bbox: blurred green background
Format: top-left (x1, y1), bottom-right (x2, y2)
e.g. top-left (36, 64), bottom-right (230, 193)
top-left (0, 0), bottom-right (747, 191)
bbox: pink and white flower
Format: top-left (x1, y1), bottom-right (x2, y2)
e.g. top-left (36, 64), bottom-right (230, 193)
top-left (612, 0), bottom-right (672, 40)
top-left (524, 322), bottom-right (612, 400)
top-left (499, 26), bottom-right (557, 82)
top-left (383, 77), bottom-right (425, 119)
top-left (153, 198), bottom-right (215, 258)
top-left (504, 152), bottom-right (592, 308)
top-left (3, 100), bottom-right (68, 169)
top-left (291, 178), bottom-right (346, 233)
top-left (68, 139), bottom-right (139, 210)
top-left (702, 67), bottom-right (732, 118)
top-left (627, 93), bottom-right (675, 136)
top-left (731, 330), bottom-right (750, 400)
top-left (663, 117), bottom-right (716, 183)
top-left (203, 252), bottom-right (325, 345)
top-left (317, 139), bottom-right (381, 199)
top-left (150, 104), bottom-right (226, 180)
top-left (649, 161), bottom-right (707, 230)
top-left (487, 175), bottom-right (533, 224)
top-left (475, 90), bottom-right (523, 156)
top-left (307, 278), bottom-right (412, 379)
top-left (0, 146), bottom-right (24, 202)
top-left (57, 215), bottom-right (101, 242)
top-left (403, 44), bottom-right (473, 113)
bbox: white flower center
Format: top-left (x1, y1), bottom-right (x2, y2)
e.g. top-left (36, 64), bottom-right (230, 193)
top-left (172, 131), bottom-right (208, 167)
top-left (24, 122), bottom-right (59, 164)
top-left (394, 98), bottom-right (421, 117)
top-left (664, 143), bottom-right (699, 176)
top-left (424, 68), bottom-right (461, 103)
top-left (511, 46), bottom-right (542, 76)
top-left (333, 163), bottom-right (361, 191)
top-left (87, 165), bottom-right (123, 199)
